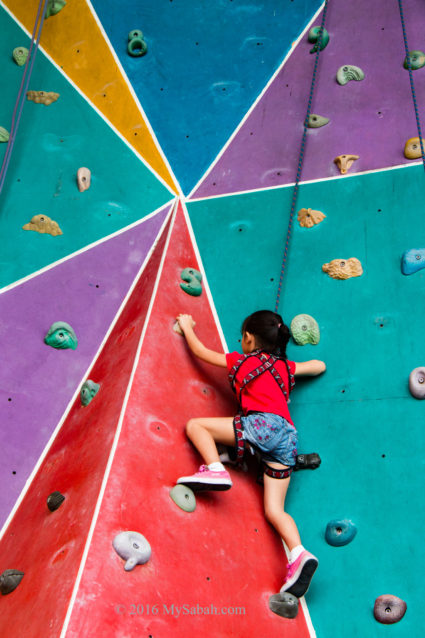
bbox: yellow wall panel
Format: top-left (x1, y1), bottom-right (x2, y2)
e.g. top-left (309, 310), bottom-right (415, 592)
top-left (4, 0), bottom-right (178, 193)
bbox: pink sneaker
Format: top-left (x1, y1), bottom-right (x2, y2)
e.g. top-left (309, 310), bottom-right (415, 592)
top-left (280, 550), bottom-right (318, 598)
top-left (177, 465), bottom-right (232, 491)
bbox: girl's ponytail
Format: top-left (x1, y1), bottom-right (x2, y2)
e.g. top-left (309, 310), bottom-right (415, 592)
top-left (276, 321), bottom-right (291, 359)
top-left (242, 310), bottom-right (290, 358)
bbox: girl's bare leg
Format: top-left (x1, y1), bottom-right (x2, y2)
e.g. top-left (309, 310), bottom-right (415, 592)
top-left (263, 463), bottom-right (301, 551)
top-left (185, 416), bottom-right (236, 465)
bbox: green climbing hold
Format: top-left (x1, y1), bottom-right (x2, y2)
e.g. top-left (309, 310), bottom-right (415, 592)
top-left (180, 267), bottom-right (203, 296)
top-left (290, 314), bottom-right (320, 346)
top-left (44, 321), bottom-right (78, 350)
top-left (403, 50), bottom-right (425, 70)
top-left (45, 0), bottom-right (66, 18)
top-left (12, 47), bottom-right (29, 66)
top-left (308, 26), bottom-right (329, 53)
top-left (170, 485), bottom-right (196, 512)
top-left (127, 30), bottom-right (148, 57)
top-left (80, 380), bottom-right (100, 406)
top-left (0, 127), bottom-right (9, 143)
top-left (307, 114), bottom-right (329, 128)
top-left (336, 65), bottom-right (365, 85)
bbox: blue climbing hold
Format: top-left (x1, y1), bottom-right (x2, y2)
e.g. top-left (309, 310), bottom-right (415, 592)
top-left (325, 519), bottom-right (357, 546)
top-left (401, 248), bottom-right (425, 275)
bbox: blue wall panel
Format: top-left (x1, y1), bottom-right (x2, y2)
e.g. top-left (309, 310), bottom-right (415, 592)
top-left (91, 0), bottom-right (322, 194)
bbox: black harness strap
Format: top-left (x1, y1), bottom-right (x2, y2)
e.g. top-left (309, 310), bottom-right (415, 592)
top-left (262, 462), bottom-right (293, 480)
top-left (229, 351), bottom-right (295, 467)
top-left (233, 413), bottom-right (246, 463)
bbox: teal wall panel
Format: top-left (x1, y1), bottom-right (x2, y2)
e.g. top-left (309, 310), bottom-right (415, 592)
top-left (187, 164), bottom-right (425, 636)
top-left (0, 6), bottom-right (172, 289)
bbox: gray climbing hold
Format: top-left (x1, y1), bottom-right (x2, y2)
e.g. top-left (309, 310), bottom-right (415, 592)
top-left (374, 595), bottom-right (407, 624)
top-left (269, 592), bottom-right (299, 618)
top-left (47, 491), bottom-right (65, 512)
top-left (44, 321), bottom-right (78, 350)
top-left (409, 367), bottom-right (425, 399)
top-left (325, 519), bottom-right (357, 546)
top-left (170, 484), bottom-right (196, 512)
top-left (80, 380), bottom-right (100, 406)
top-left (0, 569), bottom-right (24, 595)
top-left (290, 314), bottom-right (320, 345)
top-left (113, 531), bottom-right (151, 571)
top-left (336, 65), bottom-right (365, 85)
top-left (307, 114), bottom-right (329, 128)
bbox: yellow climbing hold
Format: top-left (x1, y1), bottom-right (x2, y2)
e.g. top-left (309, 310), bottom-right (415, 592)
top-left (22, 214), bottom-right (62, 236)
top-left (404, 137), bottom-right (425, 159)
top-left (297, 208), bottom-right (326, 228)
top-left (26, 91), bottom-right (60, 105)
top-left (322, 258), bottom-right (363, 280)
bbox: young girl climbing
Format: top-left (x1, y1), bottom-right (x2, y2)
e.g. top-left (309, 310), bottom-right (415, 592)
top-left (176, 309), bottom-right (326, 598)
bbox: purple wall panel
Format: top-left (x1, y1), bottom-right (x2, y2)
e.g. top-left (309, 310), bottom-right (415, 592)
top-left (0, 204), bottom-right (171, 525)
top-left (193, 0), bottom-right (425, 198)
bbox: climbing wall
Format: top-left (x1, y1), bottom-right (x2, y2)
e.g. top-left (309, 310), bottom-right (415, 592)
top-left (0, 0), bottom-right (423, 636)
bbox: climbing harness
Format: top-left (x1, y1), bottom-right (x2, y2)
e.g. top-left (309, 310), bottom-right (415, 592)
top-left (228, 349), bottom-right (294, 403)
top-left (397, 0), bottom-right (425, 170)
top-left (0, 0), bottom-right (50, 198)
top-left (275, 0), bottom-right (329, 312)
top-left (229, 350), bottom-right (295, 480)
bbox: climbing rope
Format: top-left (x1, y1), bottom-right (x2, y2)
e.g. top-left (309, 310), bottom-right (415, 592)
top-left (397, 0), bottom-right (425, 170)
top-left (275, 0), bottom-right (329, 313)
top-left (0, 0), bottom-right (50, 197)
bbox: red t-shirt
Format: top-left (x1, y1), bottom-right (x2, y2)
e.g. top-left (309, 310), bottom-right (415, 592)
top-left (226, 351), bottom-right (295, 424)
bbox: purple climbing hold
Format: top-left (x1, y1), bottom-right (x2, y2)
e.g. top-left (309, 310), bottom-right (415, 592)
top-left (374, 595), bottom-right (407, 624)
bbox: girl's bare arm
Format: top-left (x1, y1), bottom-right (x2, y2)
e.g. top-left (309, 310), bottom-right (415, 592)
top-left (294, 360), bottom-right (326, 376)
top-left (177, 314), bottom-right (227, 367)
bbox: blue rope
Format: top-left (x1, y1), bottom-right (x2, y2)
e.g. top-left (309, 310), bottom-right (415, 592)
top-left (397, 0), bottom-right (425, 170)
top-left (0, 0), bottom-right (50, 198)
top-left (275, 0), bottom-right (329, 313)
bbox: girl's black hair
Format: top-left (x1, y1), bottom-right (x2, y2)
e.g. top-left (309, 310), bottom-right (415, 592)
top-left (242, 310), bottom-right (290, 358)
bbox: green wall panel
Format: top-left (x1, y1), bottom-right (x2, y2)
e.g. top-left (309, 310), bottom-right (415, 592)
top-left (0, 6), bottom-right (172, 289)
top-left (187, 164), bottom-right (425, 636)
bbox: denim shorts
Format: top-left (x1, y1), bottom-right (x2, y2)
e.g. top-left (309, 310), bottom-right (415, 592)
top-left (240, 412), bottom-right (298, 466)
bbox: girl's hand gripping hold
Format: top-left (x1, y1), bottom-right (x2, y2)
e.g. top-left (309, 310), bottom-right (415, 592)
top-left (176, 314), bottom-right (196, 334)
top-left (176, 314), bottom-right (226, 367)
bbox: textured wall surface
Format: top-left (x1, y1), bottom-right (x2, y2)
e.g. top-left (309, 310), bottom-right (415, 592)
top-left (0, 0), bottom-right (422, 636)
